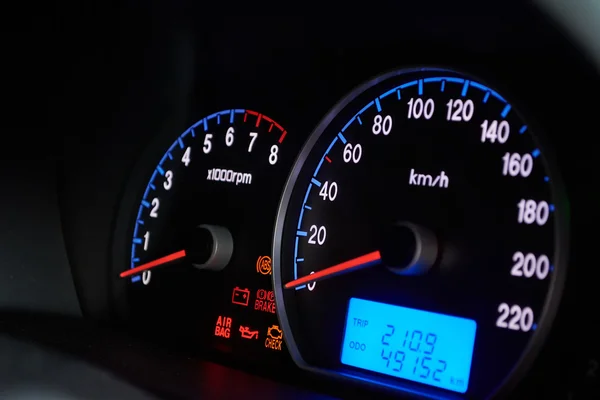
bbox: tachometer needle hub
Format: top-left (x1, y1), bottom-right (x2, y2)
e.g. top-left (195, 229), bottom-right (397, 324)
top-left (119, 249), bottom-right (187, 278)
top-left (284, 250), bottom-right (382, 289)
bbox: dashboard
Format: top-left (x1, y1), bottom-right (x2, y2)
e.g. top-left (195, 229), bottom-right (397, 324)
top-left (1, 2), bottom-right (599, 399)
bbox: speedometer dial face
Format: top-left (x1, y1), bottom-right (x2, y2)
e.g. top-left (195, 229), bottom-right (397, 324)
top-left (112, 109), bottom-right (295, 362)
top-left (273, 68), bottom-right (568, 398)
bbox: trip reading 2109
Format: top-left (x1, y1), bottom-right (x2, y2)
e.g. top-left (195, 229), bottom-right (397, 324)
top-left (341, 298), bottom-right (477, 394)
top-left (380, 326), bottom-right (447, 382)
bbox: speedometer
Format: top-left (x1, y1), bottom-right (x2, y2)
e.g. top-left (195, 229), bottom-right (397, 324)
top-left (272, 68), bottom-right (568, 398)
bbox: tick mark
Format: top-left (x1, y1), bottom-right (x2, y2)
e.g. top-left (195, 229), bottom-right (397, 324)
top-left (461, 80), bottom-right (470, 96)
top-left (375, 97), bottom-right (382, 112)
top-left (325, 156), bottom-right (332, 163)
top-left (483, 91), bottom-right (491, 103)
top-left (278, 131), bottom-right (287, 143)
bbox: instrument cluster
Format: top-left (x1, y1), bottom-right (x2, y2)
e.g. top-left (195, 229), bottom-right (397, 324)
top-left (59, 7), bottom-right (600, 400)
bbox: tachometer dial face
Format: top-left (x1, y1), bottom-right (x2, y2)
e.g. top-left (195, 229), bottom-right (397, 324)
top-left (112, 109), bottom-right (294, 362)
top-left (272, 68), bottom-right (568, 398)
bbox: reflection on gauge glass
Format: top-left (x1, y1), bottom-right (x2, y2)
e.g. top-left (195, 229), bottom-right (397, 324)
top-left (112, 109), bottom-right (295, 362)
top-left (272, 68), bottom-right (568, 398)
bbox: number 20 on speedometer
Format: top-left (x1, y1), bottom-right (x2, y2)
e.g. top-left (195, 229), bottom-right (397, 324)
top-left (272, 68), bottom-right (568, 398)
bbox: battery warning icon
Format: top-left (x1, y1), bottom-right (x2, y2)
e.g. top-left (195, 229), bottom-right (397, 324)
top-left (232, 287), bottom-right (250, 306)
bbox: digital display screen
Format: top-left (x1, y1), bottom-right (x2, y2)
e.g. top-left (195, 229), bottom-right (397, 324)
top-left (341, 298), bottom-right (477, 393)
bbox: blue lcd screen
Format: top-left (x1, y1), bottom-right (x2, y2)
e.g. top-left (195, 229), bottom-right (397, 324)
top-left (341, 298), bottom-right (477, 394)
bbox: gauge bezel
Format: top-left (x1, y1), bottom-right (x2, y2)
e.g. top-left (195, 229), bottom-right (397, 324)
top-left (272, 66), bottom-right (570, 399)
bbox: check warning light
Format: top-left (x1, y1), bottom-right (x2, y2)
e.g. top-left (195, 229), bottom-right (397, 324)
top-left (265, 325), bottom-right (283, 351)
top-left (267, 325), bottom-right (283, 340)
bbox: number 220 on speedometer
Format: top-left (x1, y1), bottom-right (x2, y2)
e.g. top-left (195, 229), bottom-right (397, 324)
top-left (272, 67), bottom-right (568, 399)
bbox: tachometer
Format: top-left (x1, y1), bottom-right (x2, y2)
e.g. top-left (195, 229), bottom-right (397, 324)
top-left (272, 68), bottom-right (568, 398)
top-left (111, 109), bottom-right (295, 362)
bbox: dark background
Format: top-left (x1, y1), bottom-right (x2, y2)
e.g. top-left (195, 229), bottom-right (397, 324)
top-left (0, 2), bottom-right (598, 399)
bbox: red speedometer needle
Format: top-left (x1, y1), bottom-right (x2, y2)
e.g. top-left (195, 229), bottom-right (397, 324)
top-left (284, 250), bottom-right (382, 289)
top-left (119, 250), bottom-right (187, 278)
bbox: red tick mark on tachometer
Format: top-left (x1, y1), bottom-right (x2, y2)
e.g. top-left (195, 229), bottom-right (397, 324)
top-left (278, 131), bottom-right (287, 143)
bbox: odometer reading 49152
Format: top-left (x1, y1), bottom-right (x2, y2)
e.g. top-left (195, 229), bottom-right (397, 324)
top-left (273, 68), bottom-right (568, 398)
top-left (342, 298), bottom-right (477, 393)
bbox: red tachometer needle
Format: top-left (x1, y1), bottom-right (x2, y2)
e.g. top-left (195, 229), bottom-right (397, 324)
top-left (284, 250), bottom-right (382, 289)
top-left (119, 249), bottom-right (187, 278)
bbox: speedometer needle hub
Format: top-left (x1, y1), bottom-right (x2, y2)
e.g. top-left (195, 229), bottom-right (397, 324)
top-left (284, 251), bottom-right (382, 289)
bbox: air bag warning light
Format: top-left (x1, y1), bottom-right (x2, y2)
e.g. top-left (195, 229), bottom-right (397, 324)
top-left (214, 315), bottom-right (232, 338)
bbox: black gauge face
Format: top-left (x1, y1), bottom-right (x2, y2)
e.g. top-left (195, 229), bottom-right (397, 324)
top-left (113, 109), bottom-right (294, 362)
top-left (273, 68), bottom-right (568, 398)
